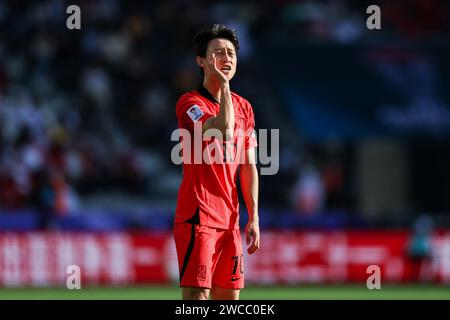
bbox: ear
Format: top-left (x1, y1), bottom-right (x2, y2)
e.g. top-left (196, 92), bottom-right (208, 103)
top-left (196, 56), bottom-right (205, 69)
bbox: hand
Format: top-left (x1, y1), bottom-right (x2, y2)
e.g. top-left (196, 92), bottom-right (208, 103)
top-left (205, 53), bottom-right (229, 85)
top-left (245, 219), bottom-right (260, 255)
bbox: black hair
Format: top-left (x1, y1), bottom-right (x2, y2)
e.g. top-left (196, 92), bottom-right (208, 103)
top-left (194, 24), bottom-right (239, 58)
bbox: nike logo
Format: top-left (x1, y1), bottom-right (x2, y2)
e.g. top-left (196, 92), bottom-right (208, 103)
top-left (231, 276), bottom-right (242, 282)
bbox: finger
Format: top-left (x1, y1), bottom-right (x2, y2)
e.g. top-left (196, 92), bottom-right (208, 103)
top-left (248, 234), bottom-right (260, 255)
top-left (211, 54), bottom-right (220, 73)
top-left (206, 55), bottom-right (213, 73)
top-left (247, 233), bottom-right (256, 254)
top-left (246, 229), bottom-right (251, 245)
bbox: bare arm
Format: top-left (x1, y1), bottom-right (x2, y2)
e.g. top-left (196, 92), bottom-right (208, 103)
top-left (202, 54), bottom-right (235, 140)
top-left (239, 147), bottom-right (260, 255)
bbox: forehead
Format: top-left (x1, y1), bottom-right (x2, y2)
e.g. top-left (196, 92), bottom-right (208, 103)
top-left (207, 38), bottom-right (235, 51)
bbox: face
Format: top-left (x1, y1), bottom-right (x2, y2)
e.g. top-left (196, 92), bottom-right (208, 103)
top-left (199, 38), bottom-right (237, 80)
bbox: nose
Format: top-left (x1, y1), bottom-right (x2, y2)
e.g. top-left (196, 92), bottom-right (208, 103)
top-left (219, 55), bottom-right (230, 63)
top-left (222, 51), bottom-right (233, 63)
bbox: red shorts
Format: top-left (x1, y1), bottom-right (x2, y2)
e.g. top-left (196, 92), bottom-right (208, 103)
top-left (173, 223), bottom-right (244, 289)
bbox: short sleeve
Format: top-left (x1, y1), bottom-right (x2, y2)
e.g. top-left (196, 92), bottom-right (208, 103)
top-left (245, 103), bottom-right (258, 150)
top-left (176, 94), bottom-right (212, 130)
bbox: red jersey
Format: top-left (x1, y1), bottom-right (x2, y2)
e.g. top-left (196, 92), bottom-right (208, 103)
top-left (175, 85), bottom-right (257, 230)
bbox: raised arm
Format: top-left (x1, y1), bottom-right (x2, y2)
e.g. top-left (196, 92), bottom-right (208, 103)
top-left (202, 54), bottom-right (235, 140)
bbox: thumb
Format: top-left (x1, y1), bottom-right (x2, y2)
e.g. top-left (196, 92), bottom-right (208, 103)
top-left (246, 229), bottom-right (251, 245)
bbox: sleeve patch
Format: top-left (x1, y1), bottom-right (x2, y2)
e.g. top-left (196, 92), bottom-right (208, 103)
top-left (186, 105), bottom-right (205, 122)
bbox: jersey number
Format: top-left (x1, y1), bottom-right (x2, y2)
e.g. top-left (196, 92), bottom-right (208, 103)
top-left (231, 254), bottom-right (244, 275)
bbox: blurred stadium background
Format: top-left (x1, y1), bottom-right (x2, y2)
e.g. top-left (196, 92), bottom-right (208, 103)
top-left (1, 0), bottom-right (450, 299)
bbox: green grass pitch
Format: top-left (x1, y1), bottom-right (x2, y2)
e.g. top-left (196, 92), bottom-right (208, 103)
top-left (0, 284), bottom-right (449, 300)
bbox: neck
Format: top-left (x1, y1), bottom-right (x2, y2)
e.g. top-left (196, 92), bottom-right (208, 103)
top-left (203, 78), bottom-right (222, 102)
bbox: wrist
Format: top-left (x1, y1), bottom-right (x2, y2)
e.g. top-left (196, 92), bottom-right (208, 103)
top-left (220, 82), bottom-right (230, 91)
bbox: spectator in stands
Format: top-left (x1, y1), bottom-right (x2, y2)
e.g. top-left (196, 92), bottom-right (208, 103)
top-left (407, 215), bottom-right (436, 282)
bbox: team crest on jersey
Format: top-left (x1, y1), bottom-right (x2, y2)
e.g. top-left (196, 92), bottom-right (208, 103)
top-left (187, 105), bottom-right (204, 122)
top-left (197, 265), bottom-right (207, 280)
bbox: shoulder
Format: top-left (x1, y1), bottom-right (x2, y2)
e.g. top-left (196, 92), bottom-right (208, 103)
top-left (231, 91), bottom-right (248, 104)
top-left (176, 90), bottom-right (203, 106)
top-left (176, 91), bottom-right (205, 115)
top-left (231, 91), bottom-right (254, 116)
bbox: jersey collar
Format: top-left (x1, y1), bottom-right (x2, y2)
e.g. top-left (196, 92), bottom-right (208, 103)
top-left (197, 84), bottom-right (220, 104)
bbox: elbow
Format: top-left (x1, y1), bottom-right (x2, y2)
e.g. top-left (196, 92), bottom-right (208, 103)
top-left (210, 118), bottom-right (234, 141)
top-left (220, 122), bottom-right (234, 141)
top-left (223, 127), bottom-right (234, 141)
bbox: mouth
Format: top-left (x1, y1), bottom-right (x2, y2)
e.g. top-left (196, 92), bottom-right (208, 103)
top-left (221, 65), bottom-right (232, 72)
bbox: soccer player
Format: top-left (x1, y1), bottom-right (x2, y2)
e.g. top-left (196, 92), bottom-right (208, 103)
top-left (174, 24), bottom-right (260, 300)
